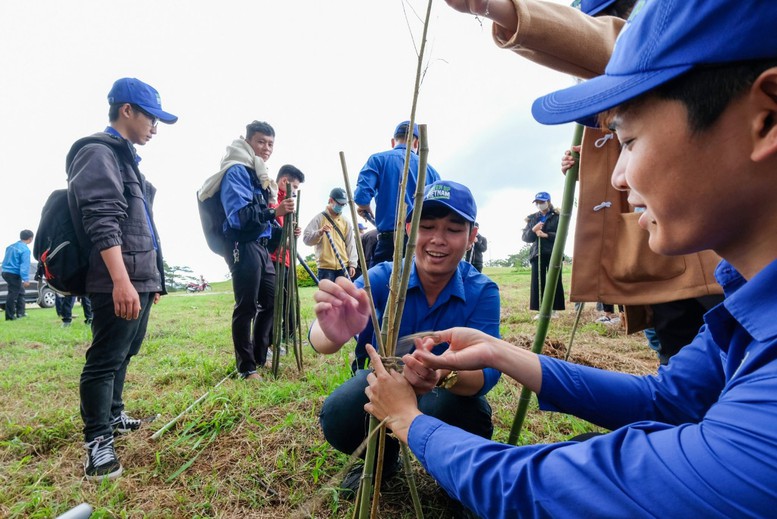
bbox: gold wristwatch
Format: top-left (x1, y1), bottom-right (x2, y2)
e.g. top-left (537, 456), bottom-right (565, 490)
top-left (436, 370), bottom-right (459, 390)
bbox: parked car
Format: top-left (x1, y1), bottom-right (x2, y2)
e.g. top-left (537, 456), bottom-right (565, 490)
top-left (0, 261), bottom-right (56, 310)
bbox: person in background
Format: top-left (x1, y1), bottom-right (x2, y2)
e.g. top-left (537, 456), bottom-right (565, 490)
top-left (521, 192), bottom-right (564, 319)
top-left (354, 121), bottom-right (441, 267)
top-left (302, 188), bottom-right (357, 282)
top-left (2, 229), bottom-right (33, 320)
top-left (218, 121), bottom-right (295, 381)
top-left (466, 222), bottom-right (487, 272)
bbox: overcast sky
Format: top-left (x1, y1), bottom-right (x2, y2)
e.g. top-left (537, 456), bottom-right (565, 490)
top-left (0, 0), bottom-right (576, 281)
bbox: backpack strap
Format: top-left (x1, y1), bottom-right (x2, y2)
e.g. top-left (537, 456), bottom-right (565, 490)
top-left (321, 211), bottom-right (349, 245)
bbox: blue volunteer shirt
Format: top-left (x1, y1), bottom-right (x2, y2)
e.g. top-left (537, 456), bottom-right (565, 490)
top-left (353, 144), bottom-right (441, 233)
top-left (356, 260), bottom-right (501, 396)
top-left (2, 241), bottom-right (31, 282)
top-left (220, 164), bottom-right (271, 240)
top-left (409, 258), bottom-right (777, 518)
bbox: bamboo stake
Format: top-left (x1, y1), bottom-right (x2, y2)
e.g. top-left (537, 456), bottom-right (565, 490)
top-left (388, 124), bottom-right (429, 359)
top-left (150, 370), bottom-right (236, 440)
top-left (339, 152), bottom-right (384, 354)
top-left (508, 123), bottom-right (583, 445)
top-left (565, 302), bottom-right (585, 362)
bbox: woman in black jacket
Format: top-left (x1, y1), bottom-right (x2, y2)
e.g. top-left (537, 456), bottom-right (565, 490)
top-left (522, 192), bottom-right (565, 317)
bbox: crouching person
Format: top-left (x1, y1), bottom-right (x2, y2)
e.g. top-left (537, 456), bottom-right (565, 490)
top-left (309, 180), bottom-right (501, 497)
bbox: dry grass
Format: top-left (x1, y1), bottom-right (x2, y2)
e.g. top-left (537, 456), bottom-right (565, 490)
top-left (0, 268), bottom-right (659, 518)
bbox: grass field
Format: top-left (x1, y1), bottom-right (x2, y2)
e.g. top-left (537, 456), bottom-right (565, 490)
top-left (0, 267), bottom-right (657, 518)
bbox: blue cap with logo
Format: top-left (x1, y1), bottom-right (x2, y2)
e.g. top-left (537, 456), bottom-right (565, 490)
top-left (407, 180), bottom-right (477, 223)
top-left (533, 192), bottom-right (551, 202)
top-left (532, 0), bottom-right (777, 126)
top-left (394, 120), bottom-right (419, 140)
top-left (108, 78), bottom-right (178, 124)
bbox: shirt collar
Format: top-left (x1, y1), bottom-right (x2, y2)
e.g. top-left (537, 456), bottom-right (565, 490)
top-left (104, 126), bottom-right (141, 164)
top-left (719, 258), bottom-right (777, 342)
top-left (407, 261), bottom-right (467, 309)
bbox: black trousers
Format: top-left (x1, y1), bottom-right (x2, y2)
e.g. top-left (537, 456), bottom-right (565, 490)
top-left (2, 271), bottom-right (25, 319)
top-left (651, 294), bottom-right (724, 364)
top-left (80, 291), bottom-right (154, 441)
top-left (529, 255), bottom-right (565, 311)
top-left (226, 241), bottom-right (275, 375)
top-left (370, 233), bottom-right (408, 268)
top-left (57, 295), bottom-right (76, 323)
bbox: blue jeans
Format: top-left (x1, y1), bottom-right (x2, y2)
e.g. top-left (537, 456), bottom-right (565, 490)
top-left (80, 292), bottom-right (154, 441)
top-left (317, 268), bottom-right (347, 282)
top-left (320, 370), bottom-right (493, 464)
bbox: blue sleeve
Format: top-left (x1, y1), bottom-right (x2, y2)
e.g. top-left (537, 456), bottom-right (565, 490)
top-left (220, 165), bottom-right (253, 231)
top-left (20, 246), bottom-right (31, 282)
top-left (409, 396), bottom-right (777, 519)
top-left (466, 280), bottom-right (501, 396)
top-left (537, 328), bottom-right (724, 430)
top-left (354, 155), bottom-right (380, 207)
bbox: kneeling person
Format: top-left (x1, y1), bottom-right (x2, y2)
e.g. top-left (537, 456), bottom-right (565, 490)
top-left (310, 180), bottom-right (501, 492)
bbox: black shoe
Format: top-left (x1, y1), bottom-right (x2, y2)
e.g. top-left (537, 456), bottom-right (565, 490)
top-left (84, 435), bottom-right (122, 481)
top-left (339, 457), bottom-right (400, 499)
top-left (111, 412), bottom-right (142, 435)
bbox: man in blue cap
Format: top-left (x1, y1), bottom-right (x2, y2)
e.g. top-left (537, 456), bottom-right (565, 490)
top-left (363, 1), bottom-right (777, 516)
top-left (69, 77), bottom-right (177, 481)
top-left (311, 180), bottom-right (500, 499)
top-left (354, 121), bottom-right (441, 267)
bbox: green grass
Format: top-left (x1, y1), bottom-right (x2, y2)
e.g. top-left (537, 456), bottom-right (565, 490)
top-left (0, 267), bottom-right (655, 517)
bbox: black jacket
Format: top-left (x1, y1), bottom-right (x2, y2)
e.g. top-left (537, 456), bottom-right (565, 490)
top-left (522, 208), bottom-right (560, 262)
top-left (67, 133), bottom-right (166, 294)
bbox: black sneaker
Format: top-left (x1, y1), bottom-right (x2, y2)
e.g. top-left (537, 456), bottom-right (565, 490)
top-left (111, 412), bottom-right (142, 435)
top-left (84, 435), bottom-right (122, 481)
top-left (339, 458), bottom-right (400, 499)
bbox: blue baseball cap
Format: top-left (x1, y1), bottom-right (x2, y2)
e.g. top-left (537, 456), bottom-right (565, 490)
top-left (394, 120), bottom-right (419, 140)
top-left (108, 78), bottom-right (178, 124)
top-left (406, 180), bottom-right (477, 223)
top-left (574, 0), bottom-right (617, 16)
top-left (532, 0), bottom-right (777, 126)
top-left (533, 192), bottom-right (551, 202)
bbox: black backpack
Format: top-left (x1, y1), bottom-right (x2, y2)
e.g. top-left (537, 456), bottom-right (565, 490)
top-left (197, 179), bottom-right (283, 257)
top-left (34, 134), bottom-right (128, 295)
top-left (34, 189), bottom-right (89, 295)
top-left (197, 193), bottom-right (230, 256)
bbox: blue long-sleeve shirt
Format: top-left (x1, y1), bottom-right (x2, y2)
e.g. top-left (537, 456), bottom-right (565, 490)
top-left (409, 258), bottom-right (777, 518)
top-left (353, 145), bottom-right (441, 233)
top-left (220, 164), bottom-right (271, 240)
top-left (356, 260), bottom-right (502, 396)
top-left (2, 241), bottom-right (31, 282)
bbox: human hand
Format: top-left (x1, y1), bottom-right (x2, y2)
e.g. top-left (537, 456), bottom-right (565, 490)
top-left (348, 267), bottom-right (356, 278)
top-left (112, 278), bottom-right (141, 320)
top-left (153, 293), bottom-right (161, 304)
top-left (313, 277), bottom-right (370, 345)
top-left (561, 145), bottom-right (581, 174)
top-left (410, 327), bottom-right (499, 372)
top-left (320, 222), bottom-right (333, 235)
top-left (532, 222), bottom-right (544, 233)
top-left (276, 197), bottom-right (295, 217)
top-left (22, 281), bottom-right (30, 287)
top-left (364, 345), bottom-right (422, 443)
top-left (401, 350), bottom-right (441, 395)
top-left (536, 231), bottom-right (548, 238)
top-left (293, 225), bottom-right (302, 238)
top-left (357, 204), bottom-right (374, 220)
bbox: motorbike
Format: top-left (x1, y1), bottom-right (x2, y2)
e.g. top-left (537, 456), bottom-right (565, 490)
top-left (186, 281), bottom-right (211, 292)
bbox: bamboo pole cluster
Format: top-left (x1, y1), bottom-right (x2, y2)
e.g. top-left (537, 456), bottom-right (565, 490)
top-left (271, 190), bottom-right (305, 377)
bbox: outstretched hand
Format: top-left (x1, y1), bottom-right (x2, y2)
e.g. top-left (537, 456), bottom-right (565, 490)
top-left (313, 277), bottom-right (371, 346)
top-left (411, 327), bottom-right (499, 372)
top-left (364, 345), bottom-right (421, 443)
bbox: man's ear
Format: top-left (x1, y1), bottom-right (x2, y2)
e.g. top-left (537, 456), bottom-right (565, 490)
top-left (468, 224), bottom-right (478, 247)
top-left (751, 67), bottom-right (777, 162)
